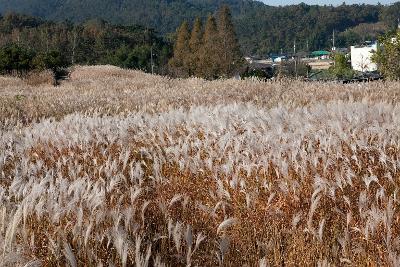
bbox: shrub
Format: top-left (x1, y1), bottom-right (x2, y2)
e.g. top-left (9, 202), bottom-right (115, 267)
top-left (0, 44), bottom-right (36, 76)
top-left (277, 60), bottom-right (311, 78)
top-left (329, 53), bottom-right (355, 80)
top-left (33, 50), bottom-right (70, 71)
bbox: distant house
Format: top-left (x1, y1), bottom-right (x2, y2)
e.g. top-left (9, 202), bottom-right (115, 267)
top-left (333, 47), bottom-right (349, 54)
top-left (244, 56), bottom-right (252, 63)
top-left (270, 54), bottom-right (287, 63)
top-left (307, 60), bottom-right (334, 70)
top-left (244, 56), bottom-right (264, 64)
top-left (350, 43), bottom-right (377, 72)
top-left (311, 50), bottom-right (330, 60)
top-left (273, 56), bottom-right (286, 63)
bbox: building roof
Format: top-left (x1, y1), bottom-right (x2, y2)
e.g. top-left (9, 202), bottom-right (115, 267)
top-left (311, 50), bottom-right (331, 57)
top-left (334, 47), bottom-right (349, 53)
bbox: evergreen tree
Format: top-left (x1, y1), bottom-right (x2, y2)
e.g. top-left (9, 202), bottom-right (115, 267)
top-left (168, 21), bottom-right (190, 77)
top-left (189, 17), bottom-right (203, 76)
top-left (33, 50), bottom-right (70, 73)
top-left (216, 5), bottom-right (243, 77)
top-left (0, 44), bottom-right (36, 76)
top-left (198, 15), bottom-right (220, 79)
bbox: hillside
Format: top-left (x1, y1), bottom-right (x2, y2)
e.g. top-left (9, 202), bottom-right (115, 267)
top-left (0, 0), bottom-right (399, 55)
top-left (0, 0), bottom-right (260, 31)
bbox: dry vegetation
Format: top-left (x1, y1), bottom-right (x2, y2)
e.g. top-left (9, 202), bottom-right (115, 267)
top-left (1, 65), bottom-right (400, 266)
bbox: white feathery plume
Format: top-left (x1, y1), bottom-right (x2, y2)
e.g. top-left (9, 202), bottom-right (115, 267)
top-left (63, 241), bottom-right (77, 267)
top-left (217, 218), bottom-right (237, 235)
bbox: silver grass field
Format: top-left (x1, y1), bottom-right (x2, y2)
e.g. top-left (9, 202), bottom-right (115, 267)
top-left (1, 65), bottom-right (400, 266)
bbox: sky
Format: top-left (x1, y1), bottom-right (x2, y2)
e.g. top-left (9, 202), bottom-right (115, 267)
top-left (260, 0), bottom-right (396, 5)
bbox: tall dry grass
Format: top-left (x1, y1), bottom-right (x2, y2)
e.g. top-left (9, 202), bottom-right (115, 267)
top-left (1, 65), bottom-right (399, 130)
top-left (24, 70), bottom-right (56, 87)
top-left (0, 65), bottom-right (400, 266)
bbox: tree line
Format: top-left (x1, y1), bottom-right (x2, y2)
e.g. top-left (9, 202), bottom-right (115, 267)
top-left (1, 0), bottom-right (399, 55)
top-left (0, 13), bottom-right (172, 76)
top-left (0, 45), bottom-right (69, 79)
top-left (0, 7), bottom-right (244, 81)
top-left (0, 9), bottom-right (399, 81)
top-left (168, 5), bottom-right (242, 79)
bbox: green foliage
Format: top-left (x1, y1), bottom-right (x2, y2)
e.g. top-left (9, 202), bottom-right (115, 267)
top-left (0, 14), bottom-right (172, 75)
top-left (108, 45), bottom-right (134, 69)
top-left (278, 60), bottom-right (311, 78)
top-left (372, 31), bottom-right (400, 80)
top-left (379, 2), bottom-right (400, 30)
top-left (0, 2), bottom-right (397, 78)
top-left (0, 44), bottom-right (36, 75)
top-left (112, 45), bottom-right (156, 71)
top-left (0, 44), bottom-right (70, 81)
top-left (336, 22), bottom-right (387, 47)
top-left (0, 1), bottom-right (397, 54)
top-left (241, 67), bottom-right (274, 81)
top-left (33, 50), bottom-right (70, 72)
top-left (329, 53), bottom-right (355, 79)
top-left (308, 69), bottom-right (337, 81)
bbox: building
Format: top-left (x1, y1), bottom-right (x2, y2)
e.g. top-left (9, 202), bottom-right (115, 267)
top-left (311, 50), bottom-right (331, 60)
top-left (350, 43), bottom-right (377, 72)
top-left (307, 60), bottom-right (333, 70)
top-left (333, 47), bottom-right (349, 54)
top-left (271, 55), bottom-right (287, 63)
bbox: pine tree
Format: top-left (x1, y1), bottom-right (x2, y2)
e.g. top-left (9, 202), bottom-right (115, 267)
top-left (216, 5), bottom-right (243, 77)
top-left (189, 17), bottom-right (203, 76)
top-left (168, 21), bottom-right (190, 77)
top-left (198, 15), bottom-right (220, 79)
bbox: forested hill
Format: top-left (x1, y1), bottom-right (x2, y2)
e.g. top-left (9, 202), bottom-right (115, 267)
top-left (0, 0), bottom-right (399, 54)
top-left (0, 0), bottom-right (261, 31)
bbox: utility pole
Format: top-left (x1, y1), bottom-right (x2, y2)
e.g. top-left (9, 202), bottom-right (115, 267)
top-left (332, 29), bottom-right (336, 68)
top-left (150, 44), bottom-right (154, 75)
top-left (293, 39), bottom-right (296, 55)
top-left (294, 39), bottom-right (297, 78)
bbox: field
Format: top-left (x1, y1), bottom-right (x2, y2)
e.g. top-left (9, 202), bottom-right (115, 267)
top-left (1, 65), bottom-right (400, 266)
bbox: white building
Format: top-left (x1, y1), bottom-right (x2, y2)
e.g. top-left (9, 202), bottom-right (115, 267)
top-left (273, 56), bottom-right (287, 63)
top-left (350, 43), bottom-right (378, 72)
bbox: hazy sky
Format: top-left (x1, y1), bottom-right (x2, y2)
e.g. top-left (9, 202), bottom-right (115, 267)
top-left (260, 0), bottom-right (396, 5)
